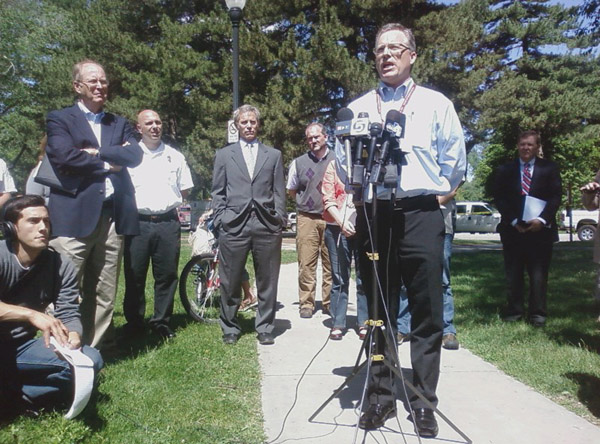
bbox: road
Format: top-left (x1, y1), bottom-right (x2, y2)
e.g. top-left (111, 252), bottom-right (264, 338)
top-left (282, 231), bottom-right (585, 251)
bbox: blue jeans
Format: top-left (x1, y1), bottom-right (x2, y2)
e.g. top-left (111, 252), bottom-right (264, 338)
top-left (324, 225), bottom-right (368, 329)
top-left (397, 232), bottom-right (456, 335)
top-left (0, 337), bottom-right (104, 411)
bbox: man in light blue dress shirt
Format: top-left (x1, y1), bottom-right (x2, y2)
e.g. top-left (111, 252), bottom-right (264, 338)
top-left (336, 23), bottom-right (466, 437)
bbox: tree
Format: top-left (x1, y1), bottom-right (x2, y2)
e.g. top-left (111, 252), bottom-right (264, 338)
top-left (0, 0), bottom-right (78, 187)
top-left (2, 0), bottom-right (598, 204)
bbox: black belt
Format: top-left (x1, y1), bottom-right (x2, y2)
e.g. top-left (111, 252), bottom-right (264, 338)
top-left (298, 211), bottom-right (324, 220)
top-left (378, 194), bottom-right (438, 211)
top-left (138, 209), bottom-right (178, 222)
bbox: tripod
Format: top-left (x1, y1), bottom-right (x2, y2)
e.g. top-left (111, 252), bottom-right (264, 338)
top-left (308, 188), bottom-right (471, 443)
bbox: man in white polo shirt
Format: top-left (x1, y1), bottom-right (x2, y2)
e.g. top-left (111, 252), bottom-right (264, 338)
top-left (123, 110), bottom-right (194, 340)
top-left (0, 158), bottom-right (17, 212)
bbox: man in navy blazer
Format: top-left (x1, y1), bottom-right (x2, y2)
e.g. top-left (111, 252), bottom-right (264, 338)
top-left (46, 60), bottom-right (142, 348)
top-left (493, 130), bottom-right (562, 327)
top-left (211, 104), bottom-right (286, 345)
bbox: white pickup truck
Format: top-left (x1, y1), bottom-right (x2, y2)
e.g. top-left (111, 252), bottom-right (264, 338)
top-left (560, 209), bottom-right (598, 241)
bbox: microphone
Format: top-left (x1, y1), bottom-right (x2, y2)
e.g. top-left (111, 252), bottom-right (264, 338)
top-left (352, 112), bottom-right (369, 161)
top-left (384, 109), bottom-right (406, 139)
top-left (335, 107), bottom-right (354, 184)
top-left (350, 112), bottom-right (370, 137)
top-left (370, 110), bottom-right (405, 185)
top-left (351, 112), bottom-right (370, 185)
top-left (364, 122), bottom-right (382, 177)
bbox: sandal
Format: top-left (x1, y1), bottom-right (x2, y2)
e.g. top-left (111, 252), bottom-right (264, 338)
top-left (358, 326), bottom-right (368, 341)
top-left (240, 296), bottom-right (258, 312)
top-left (329, 328), bottom-right (343, 340)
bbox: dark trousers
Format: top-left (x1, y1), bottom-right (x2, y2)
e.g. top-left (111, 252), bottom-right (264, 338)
top-left (218, 213), bottom-right (282, 336)
top-left (356, 196), bottom-right (444, 410)
top-left (123, 217), bottom-right (181, 328)
top-left (0, 338), bottom-right (103, 414)
top-left (500, 227), bottom-right (553, 322)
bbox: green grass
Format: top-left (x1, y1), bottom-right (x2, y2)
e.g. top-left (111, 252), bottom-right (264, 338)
top-left (4, 238), bottom-right (600, 440)
top-left (453, 242), bottom-right (600, 425)
top-left (0, 237), bottom-right (296, 444)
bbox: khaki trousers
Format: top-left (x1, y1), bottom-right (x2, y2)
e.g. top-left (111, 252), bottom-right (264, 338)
top-left (296, 212), bottom-right (332, 310)
top-left (50, 207), bottom-right (123, 348)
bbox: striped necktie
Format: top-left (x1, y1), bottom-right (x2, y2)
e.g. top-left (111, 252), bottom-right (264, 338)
top-left (521, 162), bottom-right (531, 195)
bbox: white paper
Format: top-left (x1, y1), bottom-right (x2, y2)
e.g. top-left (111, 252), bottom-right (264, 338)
top-left (50, 337), bottom-right (95, 419)
top-left (340, 194), bottom-right (357, 226)
top-left (523, 195), bottom-right (547, 221)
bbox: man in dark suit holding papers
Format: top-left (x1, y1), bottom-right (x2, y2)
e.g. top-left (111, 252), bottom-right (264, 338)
top-left (493, 130), bottom-right (562, 327)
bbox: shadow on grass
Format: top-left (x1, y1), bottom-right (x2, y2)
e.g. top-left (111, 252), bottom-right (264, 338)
top-left (103, 312), bottom-right (198, 364)
top-left (549, 327), bottom-right (600, 355)
top-left (565, 372), bottom-right (600, 418)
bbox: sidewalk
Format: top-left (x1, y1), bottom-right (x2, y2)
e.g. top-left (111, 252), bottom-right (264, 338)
top-left (259, 262), bottom-right (600, 444)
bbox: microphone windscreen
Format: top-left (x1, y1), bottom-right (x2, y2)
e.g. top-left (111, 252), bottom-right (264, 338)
top-left (385, 110), bottom-right (405, 138)
top-left (337, 107), bottom-right (354, 121)
top-left (370, 122), bottom-right (382, 136)
top-left (385, 109), bottom-right (403, 124)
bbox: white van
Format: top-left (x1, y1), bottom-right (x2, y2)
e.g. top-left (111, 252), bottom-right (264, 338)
top-left (455, 201), bottom-right (501, 233)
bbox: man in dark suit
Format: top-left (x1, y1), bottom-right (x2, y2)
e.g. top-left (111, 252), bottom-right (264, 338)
top-left (211, 104), bottom-right (286, 345)
top-left (493, 130), bottom-right (562, 327)
top-left (46, 59), bottom-right (142, 349)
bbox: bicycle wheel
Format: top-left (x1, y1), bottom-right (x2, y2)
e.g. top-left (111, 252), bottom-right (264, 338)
top-left (179, 253), bottom-right (221, 322)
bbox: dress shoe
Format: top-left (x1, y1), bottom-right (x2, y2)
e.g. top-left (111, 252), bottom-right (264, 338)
top-left (529, 319), bottom-right (545, 328)
top-left (412, 408), bottom-right (438, 438)
top-left (442, 333), bottom-right (459, 350)
top-left (222, 333), bottom-right (239, 345)
top-left (322, 305), bottom-right (330, 316)
top-left (359, 403), bottom-right (396, 430)
top-left (299, 307), bottom-right (313, 319)
top-left (257, 332), bottom-right (275, 345)
top-left (502, 314), bottom-right (522, 322)
top-left (154, 324), bottom-right (176, 339)
top-left (329, 328), bottom-right (343, 340)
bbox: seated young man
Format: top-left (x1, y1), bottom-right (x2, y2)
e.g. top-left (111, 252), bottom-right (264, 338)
top-left (0, 195), bottom-right (103, 418)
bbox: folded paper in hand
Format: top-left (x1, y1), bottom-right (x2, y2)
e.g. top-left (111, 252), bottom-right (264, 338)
top-left (50, 337), bottom-right (95, 419)
top-left (522, 195), bottom-right (546, 221)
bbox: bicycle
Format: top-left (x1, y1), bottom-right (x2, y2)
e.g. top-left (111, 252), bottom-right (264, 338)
top-left (179, 224), bottom-right (221, 323)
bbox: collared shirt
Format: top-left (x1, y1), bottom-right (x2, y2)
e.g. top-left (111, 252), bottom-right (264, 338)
top-left (127, 142), bottom-right (194, 214)
top-left (286, 148), bottom-right (330, 191)
top-left (519, 157), bottom-right (536, 182)
top-left (241, 140), bottom-right (258, 178)
top-left (77, 101), bottom-right (104, 145)
top-left (0, 158), bottom-right (16, 193)
top-left (77, 101), bottom-right (114, 199)
top-left (335, 77), bottom-right (466, 200)
top-left (514, 157), bottom-right (546, 225)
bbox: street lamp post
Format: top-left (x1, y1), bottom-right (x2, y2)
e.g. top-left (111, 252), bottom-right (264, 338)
top-left (225, 0), bottom-right (246, 111)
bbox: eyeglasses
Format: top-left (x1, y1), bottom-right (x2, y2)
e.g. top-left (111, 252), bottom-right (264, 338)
top-left (373, 43), bottom-right (412, 58)
top-left (77, 79), bottom-right (109, 88)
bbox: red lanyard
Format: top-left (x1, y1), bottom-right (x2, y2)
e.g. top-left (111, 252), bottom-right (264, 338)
top-left (376, 82), bottom-right (417, 122)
